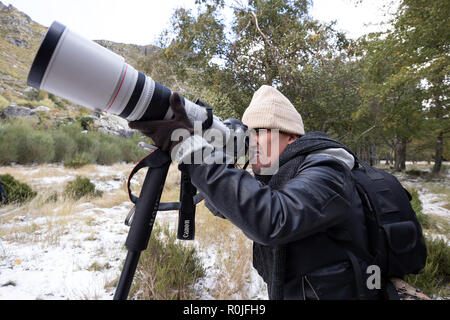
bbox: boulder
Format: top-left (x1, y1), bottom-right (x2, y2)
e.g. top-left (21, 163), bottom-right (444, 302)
top-left (34, 106), bottom-right (51, 113)
top-left (94, 113), bottom-right (137, 138)
top-left (6, 35), bottom-right (30, 48)
top-left (2, 105), bottom-right (37, 118)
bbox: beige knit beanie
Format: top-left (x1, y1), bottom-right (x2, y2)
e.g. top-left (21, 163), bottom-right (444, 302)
top-left (242, 85), bottom-right (305, 136)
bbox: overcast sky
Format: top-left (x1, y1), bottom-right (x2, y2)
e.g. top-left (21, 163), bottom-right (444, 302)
top-left (3, 0), bottom-right (399, 45)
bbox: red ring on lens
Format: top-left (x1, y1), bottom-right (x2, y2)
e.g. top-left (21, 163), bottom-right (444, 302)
top-left (106, 64), bottom-right (128, 112)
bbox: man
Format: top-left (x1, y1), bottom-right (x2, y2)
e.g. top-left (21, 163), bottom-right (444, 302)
top-left (129, 85), bottom-right (380, 300)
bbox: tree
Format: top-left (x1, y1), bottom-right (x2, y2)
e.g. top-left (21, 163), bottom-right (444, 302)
top-left (141, 0), bottom-right (446, 173)
top-left (356, 31), bottom-right (426, 171)
top-left (392, 0), bottom-right (450, 173)
top-left (158, 0), bottom-right (360, 132)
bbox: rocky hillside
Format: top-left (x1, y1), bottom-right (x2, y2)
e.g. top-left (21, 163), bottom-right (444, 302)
top-left (0, 1), bottom-right (160, 136)
top-left (0, 1), bottom-right (47, 96)
top-left (0, 1), bottom-right (158, 108)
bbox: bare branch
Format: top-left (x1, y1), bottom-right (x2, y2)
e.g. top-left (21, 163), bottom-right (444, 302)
top-left (250, 11), bottom-right (288, 84)
top-left (356, 124), bottom-right (377, 140)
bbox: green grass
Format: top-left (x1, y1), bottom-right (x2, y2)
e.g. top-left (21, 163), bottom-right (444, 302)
top-left (405, 237), bottom-right (450, 298)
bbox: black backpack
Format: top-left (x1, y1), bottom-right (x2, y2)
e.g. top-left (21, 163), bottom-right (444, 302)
top-left (351, 159), bottom-right (427, 297)
top-left (298, 133), bottom-right (428, 283)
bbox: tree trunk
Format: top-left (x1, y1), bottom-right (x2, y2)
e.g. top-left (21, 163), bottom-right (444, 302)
top-left (400, 140), bottom-right (407, 171)
top-left (386, 151), bottom-right (392, 166)
top-left (394, 139), bottom-right (407, 172)
top-left (394, 144), bottom-right (401, 172)
top-left (369, 144), bottom-right (377, 166)
top-left (432, 130), bottom-right (443, 175)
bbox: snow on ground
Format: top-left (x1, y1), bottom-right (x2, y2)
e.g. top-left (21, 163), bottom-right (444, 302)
top-left (418, 191), bottom-right (449, 218)
top-left (0, 164), bottom-right (268, 300)
top-left (0, 201), bottom-right (132, 300)
top-left (396, 169), bottom-right (450, 221)
top-left (0, 163), bottom-right (447, 300)
top-left (396, 168), bottom-right (450, 245)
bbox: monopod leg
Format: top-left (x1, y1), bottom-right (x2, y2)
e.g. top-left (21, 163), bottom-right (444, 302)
top-left (114, 158), bottom-right (170, 300)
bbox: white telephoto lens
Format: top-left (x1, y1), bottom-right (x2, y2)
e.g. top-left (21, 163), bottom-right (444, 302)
top-left (28, 21), bottom-right (230, 141)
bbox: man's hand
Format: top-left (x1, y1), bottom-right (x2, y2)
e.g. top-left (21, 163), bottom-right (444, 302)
top-left (128, 92), bottom-right (194, 153)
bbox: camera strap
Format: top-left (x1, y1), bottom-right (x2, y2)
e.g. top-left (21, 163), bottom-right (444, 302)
top-left (126, 149), bottom-right (169, 205)
top-left (126, 149), bottom-right (200, 241)
top-left (195, 98), bottom-right (214, 130)
top-left (177, 169), bottom-right (197, 240)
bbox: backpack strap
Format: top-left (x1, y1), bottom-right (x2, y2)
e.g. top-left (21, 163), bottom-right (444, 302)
top-left (344, 249), bottom-right (367, 300)
top-left (356, 159), bottom-right (384, 180)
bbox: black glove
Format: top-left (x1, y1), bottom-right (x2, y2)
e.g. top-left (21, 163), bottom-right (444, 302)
top-left (128, 92), bottom-right (194, 153)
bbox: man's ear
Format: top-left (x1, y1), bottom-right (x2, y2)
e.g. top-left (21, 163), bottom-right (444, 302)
top-left (287, 134), bottom-right (299, 145)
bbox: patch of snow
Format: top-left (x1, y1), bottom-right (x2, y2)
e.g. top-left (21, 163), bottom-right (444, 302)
top-left (0, 203), bottom-right (131, 300)
top-left (91, 179), bottom-right (125, 193)
top-left (33, 176), bottom-right (72, 185)
top-left (418, 191), bottom-right (449, 218)
top-left (424, 232), bottom-right (449, 245)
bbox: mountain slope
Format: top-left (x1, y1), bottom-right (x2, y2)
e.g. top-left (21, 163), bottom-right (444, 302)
top-left (0, 1), bottom-right (158, 107)
top-left (0, 1), bottom-right (46, 94)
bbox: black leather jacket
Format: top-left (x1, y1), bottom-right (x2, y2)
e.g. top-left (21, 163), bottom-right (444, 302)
top-left (182, 151), bottom-right (379, 300)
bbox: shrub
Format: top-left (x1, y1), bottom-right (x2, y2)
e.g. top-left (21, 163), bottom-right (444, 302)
top-left (132, 224), bottom-right (205, 300)
top-left (0, 121), bottom-right (54, 165)
top-left (63, 176), bottom-right (103, 200)
top-left (117, 134), bottom-right (148, 163)
top-left (0, 126), bottom-right (18, 165)
top-left (405, 237), bottom-right (450, 298)
top-left (74, 132), bottom-right (100, 155)
top-left (0, 174), bottom-right (37, 205)
top-left (77, 116), bottom-right (95, 131)
top-left (52, 131), bottom-right (77, 163)
top-left (64, 152), bottom-right (96, 168)
top-left (0, 119), bottom-right (147, 166)
top-left (22, 130), bottom-right (55, 164)
top-left (0, 121), bottom-right (29, 165)
top-left (96, 141), bottom-right (122, 165)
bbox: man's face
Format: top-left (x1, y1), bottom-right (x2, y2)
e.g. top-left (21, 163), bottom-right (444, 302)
top-left (249, 129), bottom-right (298, 175)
